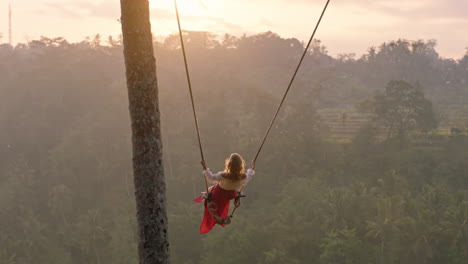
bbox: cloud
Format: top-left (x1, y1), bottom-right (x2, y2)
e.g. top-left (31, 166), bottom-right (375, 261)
top-left (261, 0), bottom-right (467, 20)
top-left (339, 0), bottom-right (467, 20)
top-left (42, 1), bottom-right (118, 19)
top-left (41, 0), bottom-right (467, 31)
top-left (367, 0), bottom-right (468, 20)
top-left (42, 1), bottom-right (87, 19)
top-left (31, 0), bottom-right (466, 58)
top-left (42, 0), bottom-right (244, 34)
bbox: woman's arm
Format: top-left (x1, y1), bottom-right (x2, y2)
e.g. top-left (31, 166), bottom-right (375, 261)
top-left (244, 168), bottom-right (255, 184)
top-left (203, 168), bottom-right (223, 182)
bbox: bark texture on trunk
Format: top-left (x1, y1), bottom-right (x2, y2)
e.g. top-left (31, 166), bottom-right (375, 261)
top-left (120, 1), bottom-right (169, 264)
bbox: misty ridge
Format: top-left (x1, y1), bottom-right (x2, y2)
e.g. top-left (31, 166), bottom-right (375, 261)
top-left (0, 31), bottom-right (467, 264)
top-left (1, 31), bottom-right (467, 142)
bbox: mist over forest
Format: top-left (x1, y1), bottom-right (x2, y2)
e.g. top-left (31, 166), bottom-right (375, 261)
top-left (0, 31), bottom-right (467, 263)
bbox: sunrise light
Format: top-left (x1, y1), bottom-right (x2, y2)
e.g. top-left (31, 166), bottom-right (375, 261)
top-left (150, 0), bottom-right (208, 17)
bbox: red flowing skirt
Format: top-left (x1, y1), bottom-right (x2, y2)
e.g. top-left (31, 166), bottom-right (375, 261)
top-left (194, 184), bottom-right (238, 234)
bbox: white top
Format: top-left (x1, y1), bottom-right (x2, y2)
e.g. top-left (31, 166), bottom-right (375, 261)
top-left (203, 168), bottom-right (255, 190)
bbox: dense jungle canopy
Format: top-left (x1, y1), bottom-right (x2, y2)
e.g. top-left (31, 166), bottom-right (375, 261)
top-left (0, 32), bottom-right (467, 263)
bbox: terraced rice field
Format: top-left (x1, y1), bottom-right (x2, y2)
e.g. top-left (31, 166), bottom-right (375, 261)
top-left (318, 105), bottom-right (468, 139)
top-left (435, 104), bottom-right (468, 135)
top-left (317, 108), bottom-right (371, 138)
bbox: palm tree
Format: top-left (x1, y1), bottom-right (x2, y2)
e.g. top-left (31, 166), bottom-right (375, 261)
top-left (443, 201), bottom-right (468, 258)
top-left (401, 213), bottom-right (435, 264)
top-left (120, 1), bottom-right (169, 263)
top-left (366, 197), bottom-right (402, 264)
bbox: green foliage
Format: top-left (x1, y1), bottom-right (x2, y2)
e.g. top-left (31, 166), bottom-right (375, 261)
top-left (0, 33), bottom-right (467, 263)
top-left (361, 80), bottom-right (438, 140)
top-left (320, 229), bottom-right (367, 264)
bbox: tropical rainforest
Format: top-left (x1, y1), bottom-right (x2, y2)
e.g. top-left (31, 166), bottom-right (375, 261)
top-left (0, 31), bottom-right (467, 264)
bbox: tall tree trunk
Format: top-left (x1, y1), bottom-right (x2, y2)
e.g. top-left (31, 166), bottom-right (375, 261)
top-left (120, 1), bottom-right (169, 264)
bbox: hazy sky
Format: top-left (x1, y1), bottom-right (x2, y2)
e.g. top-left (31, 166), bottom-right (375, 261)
top-left (1, 0), bottom-right (467, 58)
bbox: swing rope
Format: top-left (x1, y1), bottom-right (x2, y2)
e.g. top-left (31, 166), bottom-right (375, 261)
top-left (250, 0), bottom-right (331, 167)
top-left (173, 0), bottom-right (331, 222)
top-left (173, 0), bottom-right (209, 193)
top-left (236, 0), bottom-right (331, 204)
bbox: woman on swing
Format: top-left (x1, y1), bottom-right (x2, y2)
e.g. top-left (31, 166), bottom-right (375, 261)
top-left (194, 153), bottom-right (255, 234)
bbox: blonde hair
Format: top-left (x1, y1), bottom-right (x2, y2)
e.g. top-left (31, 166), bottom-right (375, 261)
top-left (223, 153), bottom-right (246, 181)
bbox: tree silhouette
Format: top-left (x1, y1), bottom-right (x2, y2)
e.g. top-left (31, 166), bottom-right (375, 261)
top-left (361, 80), bottom-right (437, 142)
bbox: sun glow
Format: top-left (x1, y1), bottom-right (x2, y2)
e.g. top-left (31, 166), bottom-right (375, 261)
top-left (150, 0), bottom-right (209, 17)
